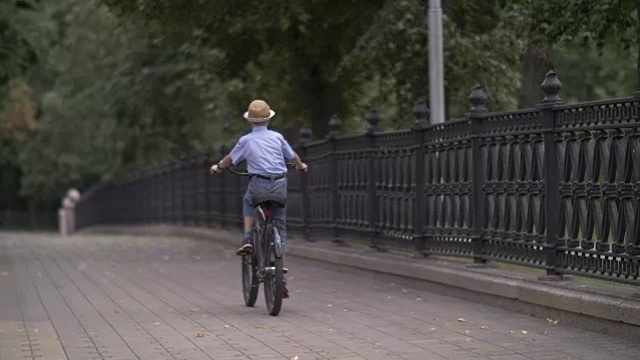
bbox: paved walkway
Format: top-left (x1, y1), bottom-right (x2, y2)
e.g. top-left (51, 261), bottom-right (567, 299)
top-left (0, 232), bottom-right (637, 360)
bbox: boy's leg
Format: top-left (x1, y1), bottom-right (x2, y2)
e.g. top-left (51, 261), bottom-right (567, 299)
top-left (272, 205), bottom-right (289, 298)
top-left (272, 206), bottom-right (287, 251)
top-left (237, 184), bottom-right (255, 256)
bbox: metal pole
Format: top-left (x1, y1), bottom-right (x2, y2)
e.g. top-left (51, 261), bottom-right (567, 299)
top-left (428, 0), bottom-right (445, 124)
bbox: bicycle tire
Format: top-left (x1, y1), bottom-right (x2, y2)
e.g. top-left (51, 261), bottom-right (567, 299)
top-left (263, 225), bottom-right (284, 316)
top-left (241, 253), bottom-right (259, 306)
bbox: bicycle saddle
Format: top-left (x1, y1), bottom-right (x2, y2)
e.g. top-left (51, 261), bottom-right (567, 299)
top-left (251, 194), bottom-right (286, 208)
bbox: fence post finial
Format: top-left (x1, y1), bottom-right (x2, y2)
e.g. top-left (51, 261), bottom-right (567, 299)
top-left (365, 110), bottom-right (380, 134)
top-left (327, 114), bottom-right (341, 139)
top-left (413, 100), bottom-right (429, 127)
top-left (299, 125), bottom-right (312, 145)
top-left (540, 70), bottom-right (563, 104)
top-left (469, 84), bottom-right (488, 114)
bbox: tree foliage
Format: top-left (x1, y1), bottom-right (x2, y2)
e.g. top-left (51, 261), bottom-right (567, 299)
top-left (527, 0), bottom-right (640, 85)
top-left (0, 0), bottom-right (639, 209)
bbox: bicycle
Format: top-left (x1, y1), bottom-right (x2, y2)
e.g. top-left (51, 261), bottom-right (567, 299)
top-left (222, 164), bottom-right (300, 316)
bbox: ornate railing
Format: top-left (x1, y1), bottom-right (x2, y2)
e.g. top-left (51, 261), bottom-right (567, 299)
top-left (75, 71), bottom-right (640, 285)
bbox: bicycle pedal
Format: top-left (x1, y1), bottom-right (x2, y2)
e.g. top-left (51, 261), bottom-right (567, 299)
top-left (283, 267), bottom-right (288, 274)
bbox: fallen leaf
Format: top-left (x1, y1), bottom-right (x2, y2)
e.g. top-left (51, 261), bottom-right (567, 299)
top-left (291, 356), bottom-right (299, 360)
top-left (33, 328), bottom-right (39, 333)
top-left (327, 304), bottom-right (332, 307)
top-left (154, 322), bottom-right (160, 326)
top-left (521, 330), bottom-right (528, 334)
top-left (224, 325), bottom-right (230, 329)
top-left (196, 332), bottom-right (204, 337)
top-left (481, 326), bottom-right (488, 329)
top-left (343, 309), bottom-right (349, 312)
top-left (190, 309), bottom-right (201, 313)
top-left (401, 288), bottom-right (408, 293)
top-left (430, 327), bottom-right (437, 331)
top-left (416, 297), bottom-right (423, 301)
top-left (464, 330), bottom-right (470, 334)
top-left (457, 318), bottom-right (466, 322)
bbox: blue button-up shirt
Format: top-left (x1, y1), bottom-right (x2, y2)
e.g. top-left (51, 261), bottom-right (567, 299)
top-left (229, 126), bottom-right (295, 175)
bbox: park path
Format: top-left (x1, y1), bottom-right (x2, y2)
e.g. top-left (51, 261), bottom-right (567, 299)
top-left (0, 232), bottom-right (637, 360)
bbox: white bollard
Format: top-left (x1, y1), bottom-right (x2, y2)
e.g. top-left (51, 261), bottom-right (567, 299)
top-left (63, 189), bottom-right (81, 235)
top-left (58, 208), bottom-right (67, 236)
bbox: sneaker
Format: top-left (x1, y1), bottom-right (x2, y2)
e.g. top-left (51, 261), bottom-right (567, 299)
top-left (236, 243), bottom-right (253, 256)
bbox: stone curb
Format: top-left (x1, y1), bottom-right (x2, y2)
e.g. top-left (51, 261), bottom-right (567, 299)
top-left (83, 224), bottom-right (640, 329)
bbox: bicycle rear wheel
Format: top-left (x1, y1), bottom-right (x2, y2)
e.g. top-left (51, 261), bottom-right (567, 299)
top-left (263, 226), bottom-right (284, 316)
top-left (241, 253), bottom-right (259, 307)
top-left (241, 227), bottom-right (260, 307)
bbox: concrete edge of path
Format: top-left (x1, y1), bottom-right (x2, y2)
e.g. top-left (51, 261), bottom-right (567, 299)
top-left (81, 224), bottom-right (640, 332)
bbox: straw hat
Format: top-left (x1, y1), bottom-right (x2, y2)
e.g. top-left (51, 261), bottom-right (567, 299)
top-left (243, 99), bottom-right (276, 123)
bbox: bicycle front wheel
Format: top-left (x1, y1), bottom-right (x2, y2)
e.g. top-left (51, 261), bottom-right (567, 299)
top-left (263, 227), bottom-right (284, 316)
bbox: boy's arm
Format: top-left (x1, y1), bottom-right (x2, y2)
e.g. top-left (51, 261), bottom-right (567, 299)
top-left (210, 155), bottom-right (232, 174)
top-left (280, 134), bottom-right (307, 171)
top-left (211, 138), bottom-right (245, 174)
top-left (218, 155), bottom-right (232, 169)
top-left (291, 152), bottom-right (307, 171)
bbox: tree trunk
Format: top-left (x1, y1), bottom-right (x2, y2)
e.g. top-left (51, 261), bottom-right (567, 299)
top-left (295, 64), bottom-right (339, 139)
top-left (518, 45), bottom-right (553, 108)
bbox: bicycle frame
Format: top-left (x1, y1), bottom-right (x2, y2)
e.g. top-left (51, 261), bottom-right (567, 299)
top-left (251, 205), bottom-right (282, 281)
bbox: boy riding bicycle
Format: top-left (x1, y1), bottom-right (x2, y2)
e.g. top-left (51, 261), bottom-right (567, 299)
top-left (210, 99), bottom-right (308, 298)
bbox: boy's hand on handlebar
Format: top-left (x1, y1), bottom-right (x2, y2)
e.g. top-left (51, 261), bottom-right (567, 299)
top-left (295, 163), bottom-right (308, 172)
top-left (210, 164), bottom-right (223, 174)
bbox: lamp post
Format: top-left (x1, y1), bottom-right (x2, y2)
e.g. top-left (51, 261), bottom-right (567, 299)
top-left (428, 0), bottom-right (445, 124)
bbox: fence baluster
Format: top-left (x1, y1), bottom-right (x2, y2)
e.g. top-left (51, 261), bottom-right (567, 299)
top-left (469, 84), bottom-right (489, 264)
top-left (413, 101), bottom-right (428, 256)
top-left (218, 145), bottom-right (227, 228)
top-left (204, 153), bottom-right (211, 227)
top-left (328, 114), bottom-right (342, 244)
top-left (539, 70), bottom-right (563, 276)
top-left (299, 126), bottom-right (313, 240)
top-left (365, 110), bottom-right (381, 249)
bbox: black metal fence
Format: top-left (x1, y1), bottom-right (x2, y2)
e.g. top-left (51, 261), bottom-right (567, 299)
top-left (76, 70), bottom-right (640, 285)
top-left (1, 210), bottom-right (57, 230)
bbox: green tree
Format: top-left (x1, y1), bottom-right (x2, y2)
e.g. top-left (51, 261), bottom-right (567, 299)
top-left (103, 0), bottom-right (392, 136)
top-left (527, 0), bottom-right (639, 89)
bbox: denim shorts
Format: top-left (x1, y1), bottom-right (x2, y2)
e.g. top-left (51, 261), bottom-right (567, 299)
top-left (242, 176), bottom-right (288, 217)
top-left (243, 176), bottom-right (288, 246)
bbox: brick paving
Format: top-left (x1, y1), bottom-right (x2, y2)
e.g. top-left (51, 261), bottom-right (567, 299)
top-left (0, 232), bottom-right (638, 360)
